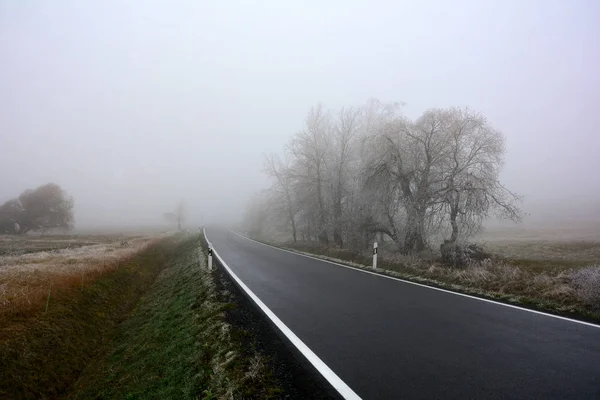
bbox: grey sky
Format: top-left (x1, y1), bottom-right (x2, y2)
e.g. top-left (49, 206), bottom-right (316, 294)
top-left (1, 0), bottom-right (599, 229)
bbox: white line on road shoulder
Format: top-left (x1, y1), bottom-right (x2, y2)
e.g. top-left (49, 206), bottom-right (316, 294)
top-left (232, 231), bottom-right (600, 330)
top-left (203, 228), bottom-right (362, 400)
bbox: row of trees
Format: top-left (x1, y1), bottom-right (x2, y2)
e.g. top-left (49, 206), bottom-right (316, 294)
top-left (0, 183), bottom-right (74, 234)
top-left (246, 99), bottom-right (522, 254)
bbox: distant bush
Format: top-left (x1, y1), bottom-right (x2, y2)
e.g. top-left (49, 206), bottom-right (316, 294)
top-left (570, 265), bottom-right (600, 310)
top-left (440, 241), bottom-right (491, 267)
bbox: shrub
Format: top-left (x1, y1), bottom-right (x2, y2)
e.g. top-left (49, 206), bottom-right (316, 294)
top-left (440, 241), bottom-right (491, 267)
top-left (570, 265), bottom-right (600, 309)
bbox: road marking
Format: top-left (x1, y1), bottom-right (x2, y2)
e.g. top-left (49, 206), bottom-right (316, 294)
top-left (232, 231), bottom-right (600, 330)
top-left (204, 228), bottom-right (362, 400)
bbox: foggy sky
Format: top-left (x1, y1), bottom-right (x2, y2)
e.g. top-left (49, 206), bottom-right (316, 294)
top-left (1, 0), bottom-right (599, 229)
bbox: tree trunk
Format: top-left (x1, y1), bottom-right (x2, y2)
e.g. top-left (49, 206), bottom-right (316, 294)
top-left (318, 229), bottom-right (329, 245)
top-left (332, 172), bottom-right (344, 247)
top-left (332, 198), bottom-right (343, 247)
top-left (403, 205), bottom-right (426, 253)
top-left (315, 166), bottom-right (328, 245)
top-left (404, 231), bottom-right (425, 253)
top-left (446, 190), bottom-right (460, 244)
top-left (449, 206), bottom-right (459, 243)
top-left (291, 219), bottom-right (297, 243)
top-left (286, 197), bottom-right (297, 243)
top-left (333, 228), bottom-right (343, 247)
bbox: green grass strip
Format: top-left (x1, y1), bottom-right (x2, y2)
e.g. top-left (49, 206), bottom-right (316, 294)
top-left (70, 235), bottom-right (280, 399)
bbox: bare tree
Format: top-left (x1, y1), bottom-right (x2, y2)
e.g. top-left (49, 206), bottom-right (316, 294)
top-left (352, 100), bottom-right (406, 247)
top-left (256, 100), bottom-right (521, 257)
top-left (243, 191), bottom-right (270, 238)
top-left (164, 200), bottom-right (186, 230)
top-left (364, 106), bottom-right (520, 253)
top-left (436, 108), bottom-right (522, 244)
top-left (326, 106), bottom-right (361, 247)
top-left (288, 105), bottom-right (331, 245)
top-left (364, 114), bottom-right (433, 253)
top-left (263, 153), bottom-right (298, 242)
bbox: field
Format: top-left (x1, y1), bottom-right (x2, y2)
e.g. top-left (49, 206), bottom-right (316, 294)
top-left (0, 233), bottom-right (164, 318)
top-left (0, 233), bottom-right (178, 399)
top-left (473, 222), bottom-right (600, 271)
top-left (0, 232), bottom-right (283, 399)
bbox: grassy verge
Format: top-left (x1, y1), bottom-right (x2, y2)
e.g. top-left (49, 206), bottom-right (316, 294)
top-left (0, 234), bottom-right (181, 399)
top-left (69, 234), bottom-right (281, 399)
top-left (252, 237), bottom-right (600, 324)
top-left (200, 233), bottom-right (339, 399)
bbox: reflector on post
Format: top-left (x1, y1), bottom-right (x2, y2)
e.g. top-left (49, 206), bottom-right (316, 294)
top-left (373, 242), bottom-right (378, 269)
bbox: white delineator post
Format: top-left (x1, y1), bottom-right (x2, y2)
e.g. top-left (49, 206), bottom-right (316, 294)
top-left (373, 242), bottom-right (378, 269)
top-left (208, 246), bottom-right (213, 271)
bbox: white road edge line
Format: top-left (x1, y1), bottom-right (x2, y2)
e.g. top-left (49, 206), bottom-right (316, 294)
top-left (203, 228), bottom-right (362, 400)
top-left (232, 230), bottom-right (600, 330)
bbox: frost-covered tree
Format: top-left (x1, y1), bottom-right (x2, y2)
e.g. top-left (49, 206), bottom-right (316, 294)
top-left (435, 108), bottom-right (522, 244)
top-left (253, 100), bottom-right (521, 254)
top-left (325, 106), bottom-right (361, 247)
top-left (288, 105), bottom-right (331, 244)
top-left (263, 153), bottom-right (298, 242)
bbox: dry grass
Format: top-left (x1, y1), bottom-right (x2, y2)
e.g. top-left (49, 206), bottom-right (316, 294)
top-left (396, 259), bottom-right (598, 313)
top-left (0, 233), bottom-right (130, 255)
top-left (0, 234), bottom-right (163, 318)
top-left (0, 235), bottom-right (182, 399)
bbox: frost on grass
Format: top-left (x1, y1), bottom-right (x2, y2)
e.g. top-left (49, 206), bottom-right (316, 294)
top-left (454, 265), bottom-right (493, 284)
top-left (570, 265), bottom-right (600, 310)
top-left (195, 248), bottom-right (273, 399)
top-left (0, 236), bottom-right (159, 316)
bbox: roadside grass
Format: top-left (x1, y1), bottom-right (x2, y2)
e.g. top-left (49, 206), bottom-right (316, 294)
top-left (502, 258), bottom-right (586, 274)
top-left (0, 235), bottom-right (160, 320)
top-left (70, 234), bottom-right (281, 400)
top-left (0, 234), bottom-right (181, 400)
top-left (261, 239), bottom-right (600, 322)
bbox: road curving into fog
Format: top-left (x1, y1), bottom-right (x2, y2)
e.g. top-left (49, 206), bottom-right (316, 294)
top-left (205, 227), bottom-right (600, 400)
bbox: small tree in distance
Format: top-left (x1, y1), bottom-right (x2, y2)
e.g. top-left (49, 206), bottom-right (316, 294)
top-left (164, 200), bottom-right (186, 231)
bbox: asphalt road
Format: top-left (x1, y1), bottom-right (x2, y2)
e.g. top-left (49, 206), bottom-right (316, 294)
top-left (206, 227), bottom-right (600, 400)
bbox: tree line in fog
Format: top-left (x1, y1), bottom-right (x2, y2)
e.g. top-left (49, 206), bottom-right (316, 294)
top-left (245, 99), bottom-right (522, 254)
